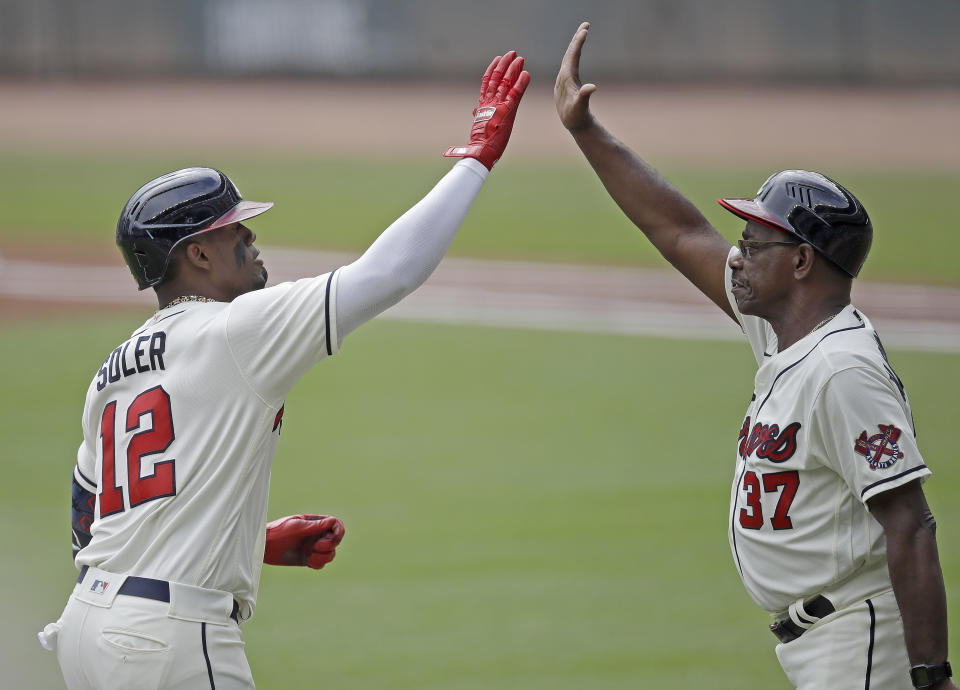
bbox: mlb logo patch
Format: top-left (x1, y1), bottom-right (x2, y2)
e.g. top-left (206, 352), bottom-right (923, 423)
top-left (90, 579), bottom-right (109, 595)
top-left (854, 424), bottom-right (905, 470)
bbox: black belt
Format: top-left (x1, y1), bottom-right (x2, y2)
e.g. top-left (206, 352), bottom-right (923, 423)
top-left (77, 565), bottom-right (239, 622)
top-left (769, 595), bottom-right (836, 643)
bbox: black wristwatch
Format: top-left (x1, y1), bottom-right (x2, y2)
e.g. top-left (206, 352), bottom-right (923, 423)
top-left (910, 661), bottom-right (952, 689)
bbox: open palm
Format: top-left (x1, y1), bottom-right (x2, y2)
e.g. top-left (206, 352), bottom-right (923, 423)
top-left (554, 22), bottom-right (597, 131)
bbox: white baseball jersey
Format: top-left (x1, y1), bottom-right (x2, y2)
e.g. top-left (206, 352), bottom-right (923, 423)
top-left (72, 270), bottom-right (341, 620)
top-left (723, 250), bottom-right (930, 614)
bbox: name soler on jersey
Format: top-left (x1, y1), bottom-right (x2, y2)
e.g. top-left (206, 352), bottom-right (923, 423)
top-left (96, 331), bottom-right (166, 391)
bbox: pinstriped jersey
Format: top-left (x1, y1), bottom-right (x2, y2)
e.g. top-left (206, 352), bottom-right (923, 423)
top-left (723, 252), bottom-right (929, 613)
top-left (73, 270), bottom-right (341, 620)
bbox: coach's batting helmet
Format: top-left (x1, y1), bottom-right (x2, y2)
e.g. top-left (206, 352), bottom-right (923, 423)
top-left (718, 170), bottom-right (872, 277)
top-left (117, 167), bottom-right (274, 290)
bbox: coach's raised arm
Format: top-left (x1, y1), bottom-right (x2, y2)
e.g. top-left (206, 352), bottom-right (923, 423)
top-left (554, 22), bottom-right (733, 321)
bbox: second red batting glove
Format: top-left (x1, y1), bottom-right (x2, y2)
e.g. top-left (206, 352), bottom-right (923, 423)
top-left (264, 514), bottom-right (345, 570)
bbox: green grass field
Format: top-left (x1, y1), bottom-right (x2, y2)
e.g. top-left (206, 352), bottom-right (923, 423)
top-left (1, 150), bottom-right (958, 688)
top-left (2, 315), bottom-right (957, 689)
top-left (1, 152), bottom-right (958, 284)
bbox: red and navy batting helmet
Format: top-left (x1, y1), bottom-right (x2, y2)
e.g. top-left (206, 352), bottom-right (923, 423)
top-left (116, 167), bottom-right (273, 290)
top-left (718, 170), bottom-right (873, 277)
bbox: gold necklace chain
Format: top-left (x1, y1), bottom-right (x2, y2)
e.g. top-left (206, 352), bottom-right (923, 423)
top-left (807, 313), bottom-right (838, 338)
top-left (161, 295), bottom-right (219, 310)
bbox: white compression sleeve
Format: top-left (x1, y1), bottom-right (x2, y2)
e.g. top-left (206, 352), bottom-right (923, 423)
top-left (335, 158), bottom-right (489, 342)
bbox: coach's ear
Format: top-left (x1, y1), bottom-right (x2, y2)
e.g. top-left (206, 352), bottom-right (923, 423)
top-left (793, 244), bottom-right (816, 280)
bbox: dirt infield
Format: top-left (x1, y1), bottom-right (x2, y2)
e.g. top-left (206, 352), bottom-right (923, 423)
top-left (1, 80), bottom-right (959, 169)
top-left (3, 247), bottom-right (959, 353)
top-left (2, 80), bottom-right (958, 340)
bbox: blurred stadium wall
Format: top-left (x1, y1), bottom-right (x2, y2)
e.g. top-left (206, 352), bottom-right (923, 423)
top-left (0, 0), bottom-right (958, 83)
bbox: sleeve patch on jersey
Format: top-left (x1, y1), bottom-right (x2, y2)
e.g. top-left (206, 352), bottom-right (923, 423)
top-left (854, 424), bottom-right (904, 470)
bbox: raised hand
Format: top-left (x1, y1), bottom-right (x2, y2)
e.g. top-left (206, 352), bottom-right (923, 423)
top-left (444, 50), bottom-right (531, 170)
top-left (555, 22), bottom-right (597, 132)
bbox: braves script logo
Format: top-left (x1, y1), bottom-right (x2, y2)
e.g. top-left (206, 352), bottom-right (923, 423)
top-left (854, 424), bottom-right (904, 470)
top-left (738, 417), bottom-right (801, 463)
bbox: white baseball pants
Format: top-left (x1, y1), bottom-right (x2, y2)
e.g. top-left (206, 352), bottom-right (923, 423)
top-left (775, 588), bottom-right (912, 689)
top-left (41, 567), bottom-right (254, 689)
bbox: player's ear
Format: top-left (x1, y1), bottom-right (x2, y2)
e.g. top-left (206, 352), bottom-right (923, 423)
top-left (181, 240), bottom-right (212, 272)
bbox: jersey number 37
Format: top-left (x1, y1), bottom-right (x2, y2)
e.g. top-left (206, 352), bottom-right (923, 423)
top-left (98, 385), bottom-right (176, 518)
top-left (739, 470), bottom-right (799, 530)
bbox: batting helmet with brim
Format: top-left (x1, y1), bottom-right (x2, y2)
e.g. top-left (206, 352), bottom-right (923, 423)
top-left (117, 167), bottom-right (274, 290)
top-left (718, 169), bottom-right (872, 278)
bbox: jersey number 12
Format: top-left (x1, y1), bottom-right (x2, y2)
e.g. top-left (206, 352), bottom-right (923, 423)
top-left (98, 386), bottom-right (176, 518)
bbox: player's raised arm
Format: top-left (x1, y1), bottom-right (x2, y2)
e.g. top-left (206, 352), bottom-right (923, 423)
top-left (334, 51), bottom-right (531, 341)
top-left (555, 22), bottom-right (735, 321)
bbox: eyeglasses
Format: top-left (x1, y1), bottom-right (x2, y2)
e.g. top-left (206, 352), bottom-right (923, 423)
top-left (737, 239), bottom-right (801, 260)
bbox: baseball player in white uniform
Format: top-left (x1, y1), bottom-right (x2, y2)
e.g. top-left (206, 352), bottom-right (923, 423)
top-left (555, 22), bottom-right (954, 690)
top-left (40, 51), bottom-right (530, 689)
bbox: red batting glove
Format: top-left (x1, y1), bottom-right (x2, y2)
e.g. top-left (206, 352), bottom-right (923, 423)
top-left (444, 50), bottom-right (531, 170)
top-left (264, 514), bottom-right (345, 570)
